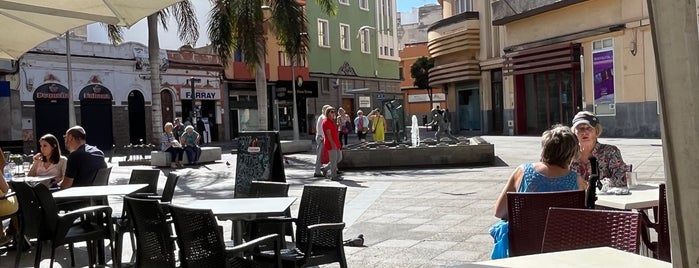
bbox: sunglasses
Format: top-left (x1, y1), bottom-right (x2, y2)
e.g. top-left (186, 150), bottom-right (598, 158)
top-left (328, 110), bottom-right (336, 114)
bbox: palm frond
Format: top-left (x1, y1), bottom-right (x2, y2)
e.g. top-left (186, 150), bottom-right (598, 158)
top-left (208, 0), bottom-right (238, 66)
top-left (272, 0), bottom-right (309, 58)
top-left (313, 0), bottom-right (337, 16)
top-left (170, 1), bottom-right (200, 46)
top-left (158, 10), bottom-right (169, 31)
top-left (102, 24), bottom-right (124, 45)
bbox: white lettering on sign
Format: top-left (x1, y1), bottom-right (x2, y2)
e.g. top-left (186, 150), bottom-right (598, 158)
top-left (180, 88), bottom-right (221, 100)
top-left (408, 93), bottom-right (446, 103)
top-left (359, 96), bottom-right (371, 108)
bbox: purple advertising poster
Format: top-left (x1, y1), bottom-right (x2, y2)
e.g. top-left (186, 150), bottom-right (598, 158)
top-left (592, 50), bottom-right (614, 104)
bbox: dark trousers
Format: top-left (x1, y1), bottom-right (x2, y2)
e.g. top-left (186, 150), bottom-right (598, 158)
top-left (165, 147), bottom-right (184, 162)
top-left (184, 146), bottom-right (201, 164)
top-left (339, 133), bottom-right (348, 145)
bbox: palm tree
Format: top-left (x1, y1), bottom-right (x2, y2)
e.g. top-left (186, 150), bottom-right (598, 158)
top-left (208, 0), bottom-right (336, 131)
top-left (108, 2), bottom-right (199, 144)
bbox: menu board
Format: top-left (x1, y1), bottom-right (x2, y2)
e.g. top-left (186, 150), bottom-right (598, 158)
top-left (235, 131), bottom-right (286, 196)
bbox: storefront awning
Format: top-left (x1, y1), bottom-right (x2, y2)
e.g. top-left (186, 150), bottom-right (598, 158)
top-left (504, 42), bottom-right (581, 76)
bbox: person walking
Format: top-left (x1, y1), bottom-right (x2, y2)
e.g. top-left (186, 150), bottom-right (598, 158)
top-left (313, 105), bottom-right (331, 177)
top-left (337, 107), bottom-right (351, 146)
top-left (321, 106), bottom-right (342, 181)
top-left (369, 109), bottom-right (388, 142)
top-left (354, 109), bottom-right (369, 142)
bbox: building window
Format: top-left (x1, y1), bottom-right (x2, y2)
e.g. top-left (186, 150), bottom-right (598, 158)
top-left (455, 0), bottom-right (473, 14)
top-left (339, 0), bottom-right (349, 6)
top-left (359, 0), bottom-right (369, 10)
top-left (234, 49), bottom-right (244, 62)
top-left (591, 38), bottom-right (615, 116)
top-left (340, 24), bottom-right (351, 50)
top-left (398, 67), bottom-right (404, 80)
top-left (360, 29), bottom-right (371, 53)
top-left (317, 19), bottom-right (330, 47)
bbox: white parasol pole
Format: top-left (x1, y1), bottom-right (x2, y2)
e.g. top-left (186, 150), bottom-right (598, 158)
top-left (66, 31), bottom-right (76, 126)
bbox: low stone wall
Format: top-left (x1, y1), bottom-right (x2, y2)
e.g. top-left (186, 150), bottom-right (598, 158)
top-left (151, 147), bottom-right (222, 167)
top-left (338, 137), bottom-right (494, 169)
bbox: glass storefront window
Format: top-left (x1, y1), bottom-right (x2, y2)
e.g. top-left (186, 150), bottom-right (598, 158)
top-left (239, 109), bottom-right (261, 131)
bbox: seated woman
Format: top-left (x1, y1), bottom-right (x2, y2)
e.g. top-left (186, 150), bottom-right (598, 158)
top-left (161, 122), bottom-right (185, 168)
top-left (569, 111), bottom-right (629, 187)
top-left (180, 125), bottom-right (201, 165)
top-left (28, 134), bottom-right (68, 186)
top-left (490, 125), bottom-right (586, 259)
top-left (0, 171), bottom-right (18, 247)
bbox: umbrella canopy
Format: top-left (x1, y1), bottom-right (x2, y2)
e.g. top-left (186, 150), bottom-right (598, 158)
top-left (0, 0), bottom-right (183, 59)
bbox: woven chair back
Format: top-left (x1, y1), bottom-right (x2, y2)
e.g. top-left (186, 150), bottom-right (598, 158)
top-left (542, 207), bottom-right (641, 253)
top-left (507, 190), bottom-right (586, 256)
top-left (296, 185), bottom-right (347, 251)
top-left (169, 205), bottom-right (228, 268)
top-left (124, 196), bottom-right (176, 268)
top-left (128, 169), bottom-right (161, 195)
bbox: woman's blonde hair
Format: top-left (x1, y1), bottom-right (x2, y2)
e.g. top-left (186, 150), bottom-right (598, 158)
top-left (540, 124), bottom-right (580, 168)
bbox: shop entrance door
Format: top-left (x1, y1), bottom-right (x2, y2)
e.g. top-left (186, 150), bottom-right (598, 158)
top-left (128, 90), bottom-right (147, 144)
top-left (458, 87), bottom-right (481, 131)
top-left (517, 69), bottom-right (581, 134)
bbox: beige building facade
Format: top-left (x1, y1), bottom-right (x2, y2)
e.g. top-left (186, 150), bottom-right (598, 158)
top-left (428, 0), bottom-right (660, 137)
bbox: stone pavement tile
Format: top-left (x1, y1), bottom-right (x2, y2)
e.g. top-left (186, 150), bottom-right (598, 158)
top-left (397, 217), bottom-right (432, 225)
top-left (364, 215), bottom-right (402, 224)
top-left (411, 240), bottom-right (459, 250)
top-left (373, 239), bottom-right (422, 248)
top-left (439, 214), bottom-right (475, 221)
top-left (427, 232), bottom-right (483, 242)
top-left (433, 250), bottom-right (484, 262)
top-left (402, 206), bottom-right (432, 212)
top-left (464, 234), bottom-right (494, 244)
top-left (410, 224), bottom-right (446, 232)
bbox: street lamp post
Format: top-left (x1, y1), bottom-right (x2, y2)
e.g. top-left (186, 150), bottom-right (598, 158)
top-left (189, 77), bottom-right (201, 122)
top-left (291, 54), bottom-right (299, 140)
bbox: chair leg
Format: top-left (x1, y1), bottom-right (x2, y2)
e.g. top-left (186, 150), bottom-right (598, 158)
top-left (14, 228), bottom-right (25, 268)
top-left (49, 243), bottom-right (56, 268)
top-left (34, 241), bottom-right (43, 268)
top-left (115, 231), bottom-right (123, 265)
top-left (69, 242), bottom-right (76, 267)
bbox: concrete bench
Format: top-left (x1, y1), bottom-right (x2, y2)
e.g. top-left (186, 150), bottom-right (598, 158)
top-left (151, 147), bottom-right (222, 167)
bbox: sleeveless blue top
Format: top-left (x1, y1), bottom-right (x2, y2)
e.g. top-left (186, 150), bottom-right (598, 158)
top-left (518, 163), bottom-right (579, 192)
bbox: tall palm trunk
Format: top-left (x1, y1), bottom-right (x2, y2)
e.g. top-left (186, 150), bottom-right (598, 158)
top-left (148, 14), bottom-right (163, 143)
top-left (255, 54), bottom-right (268, 130)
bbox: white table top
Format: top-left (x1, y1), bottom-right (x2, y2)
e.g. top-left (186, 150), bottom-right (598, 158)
top-left (52, 184), bottom-right (148, 199)
top-left (17, 175), bottom-right (54, 183)
top-left (596, 184), bottom-right (660, 210)
top-left (188, 197), bottom-right (297, 221)
top-left (474, 247), bottom-right (671, 268)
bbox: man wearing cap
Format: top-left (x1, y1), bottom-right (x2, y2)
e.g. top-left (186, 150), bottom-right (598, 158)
top-left (173, 118), bottom-right (185, 140)
top-left (58, 125), bottom-right (107, 188)
top-left (569, 111), bottom-right (629, 187)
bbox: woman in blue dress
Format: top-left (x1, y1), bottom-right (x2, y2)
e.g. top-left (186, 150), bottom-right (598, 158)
top-left (490, 125), bottom-right (586, 258)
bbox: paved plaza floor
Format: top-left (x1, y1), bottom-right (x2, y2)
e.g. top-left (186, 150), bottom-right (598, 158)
top-left (0, 135), bottom-right (665, 267)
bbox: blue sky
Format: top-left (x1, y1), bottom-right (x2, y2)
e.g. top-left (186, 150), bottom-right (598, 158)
top-left (87, 0), bottom-right (438, 49)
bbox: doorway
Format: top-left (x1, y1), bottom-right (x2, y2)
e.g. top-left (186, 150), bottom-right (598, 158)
top-left (491, 70), bottom-right (504, 134)
top-left (516, 69), bottom-right (581, 135)
top-left (458, 87), bottom-right (481, 131)
top-left (160, 90), bottom-right (174, 125)
top-left (128, 90), bottom-right (147, 144)
top-left (79, 85), bottom-right (113, 151)
top-left (33, 83), bottom-right (70, 152)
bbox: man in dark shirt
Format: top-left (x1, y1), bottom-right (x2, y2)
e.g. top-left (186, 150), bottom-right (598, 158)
top-left (59, 126), bottom-right (107, 188)
top-left (173, 117), bottom-right (185, 140)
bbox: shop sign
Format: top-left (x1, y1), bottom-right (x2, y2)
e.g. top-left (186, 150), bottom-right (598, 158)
top-left (79, 84), bottom-right (112, 100)
top-left (181, 88), bottom-right (221, 100)
top-left (408, 93), bottom-right (445, 103)
top-left (358, 96), bottom-right (371, 108)
top-left (33, 83), bottom-right (69, 100)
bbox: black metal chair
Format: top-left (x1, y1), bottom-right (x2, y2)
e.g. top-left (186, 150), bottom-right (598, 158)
top-left (114, 169), bottom-right (163, 265)
top-left (32, 183), bottom-right (116, 268)
top-left (506, 190), bottom-right (586, 257)
top-left (123, 196), bottom-right (177, 268)
top-left (640, 183), bottom-right (671, 262)
top-left (8, 181), bottom-right (44, 268)
top-left (92, 166), bottom-right (113, 186)
top-left (254, 185), bottom-right (348, 268)
top-left (246, 181), bottom-right (294, 246)
top-left (169, 204), bottom-right (282, 268)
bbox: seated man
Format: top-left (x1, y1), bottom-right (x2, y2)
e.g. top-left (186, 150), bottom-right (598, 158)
top-left (58, 126), bottom-right (107, 188)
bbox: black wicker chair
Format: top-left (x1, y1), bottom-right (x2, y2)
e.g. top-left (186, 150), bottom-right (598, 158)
top-left (247, 181), bottom-right (294, 245)
top-left (9, 181), bottom-right (44, 268)
top-left (640, 183), bottom-right (671, 262)
top-left (506, 190), bottom-right (586, 257)
top-left (542, 207), bottom-right (641, 254)
top-left (32, 183), bottom-right (116, 268)
top-left (255, 185), bottom-right (348, 268)
top-left (169, 204), bottom-right (282, 268)
top-left (123, 196), bottom-right (177, 268)
top-left (114, 169), bottom-right (162, 265)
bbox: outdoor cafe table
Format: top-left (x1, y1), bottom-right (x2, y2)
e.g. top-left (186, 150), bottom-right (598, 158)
top-left (52, 184), bottom-right (148, 199)
top-left (16, 175), bottom-right (54, 185)
top-left (472, 247), bottom-right (671, 268)
top-left (596, 184), bottom-right (660, 210)
top-left (188, 197), bottom-right (297, 245)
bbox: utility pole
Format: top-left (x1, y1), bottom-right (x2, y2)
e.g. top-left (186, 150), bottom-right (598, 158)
top-left (189, 77), bottom-right (201, 123)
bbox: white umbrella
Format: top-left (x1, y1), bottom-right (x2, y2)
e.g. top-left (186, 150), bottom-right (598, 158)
top-left (0, 0), bottom-right (184, 59)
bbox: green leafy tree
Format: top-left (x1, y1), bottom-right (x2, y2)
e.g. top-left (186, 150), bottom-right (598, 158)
top-left (411, 56), bottom-right (435, 108)
top-left (208, 0), bottom-right (336, 130)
